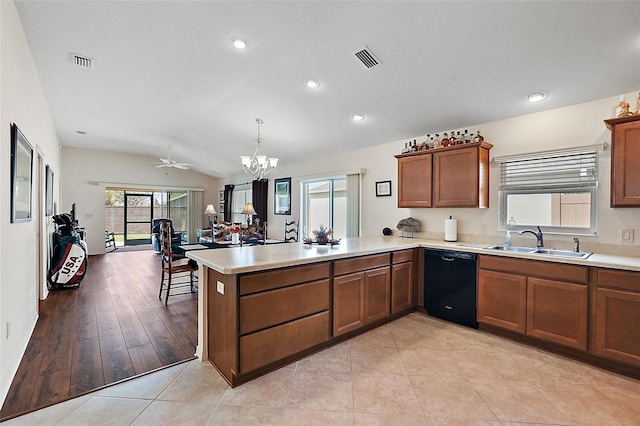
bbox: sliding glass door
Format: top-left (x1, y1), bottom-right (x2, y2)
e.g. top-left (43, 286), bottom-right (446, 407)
top-left (124, 192), bottom-right (154, 245)
top-left (301, 178), bottom-right (346, 239)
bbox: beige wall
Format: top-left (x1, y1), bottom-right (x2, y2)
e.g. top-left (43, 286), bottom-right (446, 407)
top-left (61, 147), bottom-right (220, 255)
top-left (225, 91), bottom-right (640, 256)
top-left (0, 0), bottom-right (62, 404)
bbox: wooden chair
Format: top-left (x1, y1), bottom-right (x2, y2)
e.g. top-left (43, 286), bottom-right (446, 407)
top-left (105, 230), bottom-right (117, 251)
top-left (242, 219), bottom-right (267, 245)
top-left (284, 220), bottom-right (299, 242)
top-left (158, 219), bottom-right (196, 304)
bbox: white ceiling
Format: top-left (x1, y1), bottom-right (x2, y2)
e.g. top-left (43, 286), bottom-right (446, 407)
top-left (14, 1), bottom-right (640, 178)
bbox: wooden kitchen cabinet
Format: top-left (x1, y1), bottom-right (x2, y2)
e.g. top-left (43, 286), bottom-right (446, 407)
top-left (333, 253), bottom-right (391, 337)
top-left (478, 255), bottom-right (589, 349)
top-left (433, 142), bottom-right (492, 208)
top-left (395, 141), bottom-right (492, 208)
top-left (478, 269), bottom-right (527, 333)
top-left (238, 264), bottom-right (331, 374)
top-left (594, 268), bottom-right (640, 366)
top-left (364, 267), bottom-right (391, 323)
top-left (391, 249), bottom-right (415, 314)
top-left (396, 152), bottom-right (432, 207)
top-left (605, 115), bottom-right (640, 207)
top-left (527, 277), bottom-right (588, 350)
top-left (333, 271), bottom-right (365, 336)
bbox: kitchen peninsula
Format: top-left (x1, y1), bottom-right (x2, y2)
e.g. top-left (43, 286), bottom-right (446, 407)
top-left (187, 236), bottom-right (640, 387)
top-left (186, 236), bottom-right (421, 387)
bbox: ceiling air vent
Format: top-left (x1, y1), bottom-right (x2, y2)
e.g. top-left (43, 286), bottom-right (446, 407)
top-left (70, 53), bottom-right (94, 69)
top-left (354, 46), bottom-right (381, 69)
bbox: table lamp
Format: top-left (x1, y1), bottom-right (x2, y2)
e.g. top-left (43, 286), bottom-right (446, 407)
top-left (204, 204), bottom-right (217, 228)
top-left (241, 202), bottom-right (257, 228)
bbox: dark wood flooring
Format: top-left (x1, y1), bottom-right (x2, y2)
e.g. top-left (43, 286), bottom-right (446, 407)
top-left (0, 250), bottom-right (198, 420)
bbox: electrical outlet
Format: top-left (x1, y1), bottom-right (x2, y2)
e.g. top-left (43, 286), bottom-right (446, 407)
top-left (216, 281), bottom-right (224, 295)
top-left (621, 229), bottom-right (634, 243)
top-left (479, 224), bottom-right (487, 235)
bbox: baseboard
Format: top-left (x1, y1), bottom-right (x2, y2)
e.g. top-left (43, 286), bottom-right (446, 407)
top-left (0, 313), bottom-right (39, 409)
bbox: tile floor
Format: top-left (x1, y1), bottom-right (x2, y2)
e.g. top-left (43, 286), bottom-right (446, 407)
top-left (4, 313), bottom-right (640, 425)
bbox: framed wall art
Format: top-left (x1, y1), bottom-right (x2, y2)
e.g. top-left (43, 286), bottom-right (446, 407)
top-left (375, 180), bottom-right (392, 197)
top-left (274, 177), bottom-right (291, 215)
top-left (11, 123), bottom-right (34, 223)
top-left (45, 164), bottom-right (54, 216)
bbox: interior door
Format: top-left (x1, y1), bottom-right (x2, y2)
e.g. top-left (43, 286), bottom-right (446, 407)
top-left (124, 193), bottom-right (153, 245)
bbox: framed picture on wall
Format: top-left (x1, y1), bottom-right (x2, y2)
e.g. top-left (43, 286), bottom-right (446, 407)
top-left (11, 123), bottom-right (34, 223)
top-left (219, 190), bottom-right (224, 202)
top-left (375, 180), bottom-right (392, 197)
top-left (274, 177), bottom-right (291, 215)
top-left (45, 165), bottom-right (54, 216)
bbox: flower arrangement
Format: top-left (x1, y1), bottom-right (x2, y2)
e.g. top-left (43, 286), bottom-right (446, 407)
top-left (227, 224), bottom-right (241, 234)
top-left (312, 224), bottom-right (332, 245)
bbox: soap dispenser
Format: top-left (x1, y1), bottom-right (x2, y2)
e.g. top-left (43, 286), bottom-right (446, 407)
top-left (505, 217), bottom-right (516, 249)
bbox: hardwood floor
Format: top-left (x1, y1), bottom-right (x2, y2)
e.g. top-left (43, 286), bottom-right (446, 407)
top-left (0, 250), bottom-right (197, 420)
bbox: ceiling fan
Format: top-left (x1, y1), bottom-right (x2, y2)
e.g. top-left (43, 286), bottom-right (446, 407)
top-left (157, 145), bottom-right (191, 170)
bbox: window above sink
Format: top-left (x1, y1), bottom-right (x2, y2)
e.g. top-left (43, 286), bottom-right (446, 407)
top-left (495, 145), bottom-right (604, 236)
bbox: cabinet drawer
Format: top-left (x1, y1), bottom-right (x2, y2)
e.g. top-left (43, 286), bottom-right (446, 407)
top-left (240, 279), bottom-right (330, 334)
top-left (596, 268), bottom-right (640, 292)
top-left (478, 255), bottom-right (588, 284)
top-left (240, 311), bottom-right (330, 373)
top-left (334, 253), bottom-right (390, 276)
top-left (240, 263), bottom-right (330, 295)
top-left (392, 249), bottom-right (414, 264)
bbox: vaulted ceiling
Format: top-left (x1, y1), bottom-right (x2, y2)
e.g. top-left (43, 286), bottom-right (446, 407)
top-left (15, 1), bottom-right (640, 177)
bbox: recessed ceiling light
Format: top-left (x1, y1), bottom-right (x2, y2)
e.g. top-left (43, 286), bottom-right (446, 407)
top-left (351, 113), bottom-right (365, 121)
top-left (306, 79), bottom-right (320, 89)
top-left (527, 91), bottom-right (547, 102)
top-left (230, 37), bottom-right (248, 49)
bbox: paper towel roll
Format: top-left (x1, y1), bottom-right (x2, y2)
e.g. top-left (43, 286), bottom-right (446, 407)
top-left (444, 217), bottom-right (457, 242)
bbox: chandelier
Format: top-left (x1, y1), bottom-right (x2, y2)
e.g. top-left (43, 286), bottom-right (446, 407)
top-left (240, 118), bottom-right (279, 180)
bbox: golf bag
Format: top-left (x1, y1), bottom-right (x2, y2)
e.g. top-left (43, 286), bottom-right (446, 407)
top-left (48, 213), bottom-right (88, 289)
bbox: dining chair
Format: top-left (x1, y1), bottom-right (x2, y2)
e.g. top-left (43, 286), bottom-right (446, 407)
top-left (284, 220), bottom-right (299, 242)
top-left (158, 219), bottom-right (196, 304)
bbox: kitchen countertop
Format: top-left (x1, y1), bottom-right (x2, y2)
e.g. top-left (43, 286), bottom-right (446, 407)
top-left (186, 235), bottom-right (640, 274)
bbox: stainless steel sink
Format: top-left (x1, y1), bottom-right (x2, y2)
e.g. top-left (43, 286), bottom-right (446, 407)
top-left (485, 245), bottom-right (537, 253)
top-left (534, 248), bottom-right (592, 259)
top-left (485, 245), bottom-right (592, 259)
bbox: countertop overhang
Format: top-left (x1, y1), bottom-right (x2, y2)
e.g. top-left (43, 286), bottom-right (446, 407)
top-left (186, 236), bottom-right (640, 274)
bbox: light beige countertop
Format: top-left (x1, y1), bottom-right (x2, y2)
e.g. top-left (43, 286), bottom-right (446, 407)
top-left (186, 235), bottom-right (640, 274)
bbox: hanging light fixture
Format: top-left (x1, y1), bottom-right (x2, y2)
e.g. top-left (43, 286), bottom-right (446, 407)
top-left (240, 118), bottom-right (279, 180)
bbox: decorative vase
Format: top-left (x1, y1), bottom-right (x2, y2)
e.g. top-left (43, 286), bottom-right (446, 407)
top-left (231, 233), bottom-right (240, 244)
top-left (316, 235), bottom-right (329, 245)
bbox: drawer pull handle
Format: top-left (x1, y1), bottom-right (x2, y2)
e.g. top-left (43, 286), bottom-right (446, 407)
top-left (444, 305), bottom-right (453, 310)
top-left (442, 256), bottom-right (455, 262)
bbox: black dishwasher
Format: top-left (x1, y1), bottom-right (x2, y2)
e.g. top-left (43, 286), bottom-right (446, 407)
top-left (424, 249), bottom-right (478, 329)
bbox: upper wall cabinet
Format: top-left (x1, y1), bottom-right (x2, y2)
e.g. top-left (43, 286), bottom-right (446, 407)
top-left (395, 142), bottom-right (492, 208)
top-left (396, 153), bottom-right (432, 207)
top-left (605, 115), bottom-right (640, 207)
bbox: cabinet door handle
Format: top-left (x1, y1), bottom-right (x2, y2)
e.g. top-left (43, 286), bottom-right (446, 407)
top-left (441, 256), bottom-right (455, 262)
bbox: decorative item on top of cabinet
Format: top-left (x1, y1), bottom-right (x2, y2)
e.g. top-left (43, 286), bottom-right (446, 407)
top-left (604, 114), bottom-right (640, 207)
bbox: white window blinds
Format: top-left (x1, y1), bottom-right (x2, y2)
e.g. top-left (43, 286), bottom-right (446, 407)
top-left (498, 148), bottom-right (599, 190)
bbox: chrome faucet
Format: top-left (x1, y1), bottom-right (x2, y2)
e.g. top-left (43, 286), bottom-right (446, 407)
top-left (573, 237), bottom-right (580, 253)
top-left (519, 226), bottom-right (544, 248)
